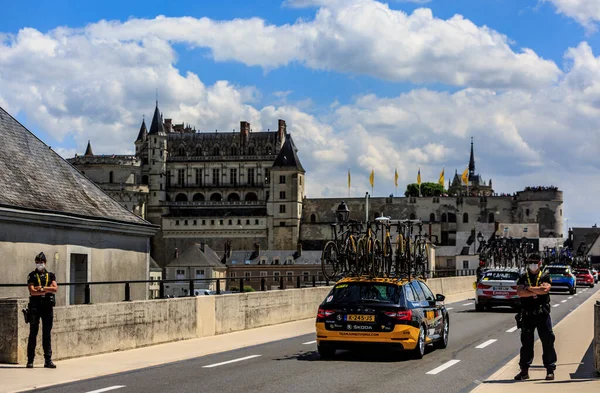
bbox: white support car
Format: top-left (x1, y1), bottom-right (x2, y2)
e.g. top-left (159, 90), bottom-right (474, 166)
top-left (475, 268), bottom-right (521, 312)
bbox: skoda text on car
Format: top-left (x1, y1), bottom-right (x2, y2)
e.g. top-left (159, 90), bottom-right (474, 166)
top-left (315, 277), bottom-right (449, 359)
top-left (542, 265), bottom-right (576, 294)
top-left (474, 268), bottom-right (521, 312)
top-left (574, 268), bottom-right (595, 288)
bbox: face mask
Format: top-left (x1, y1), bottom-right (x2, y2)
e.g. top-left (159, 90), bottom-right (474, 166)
top-left (528, 263), bottom-right (539, 272)
top-left (36, 263), bottom-right (45, 272)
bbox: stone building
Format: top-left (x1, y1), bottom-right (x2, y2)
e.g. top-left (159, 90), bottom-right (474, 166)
top-left (448, 138), bottom-right (494, 197)
top-left (69, 102), bottom-right (305, 267)
top-left (0, 106), bottom-right (157, 305)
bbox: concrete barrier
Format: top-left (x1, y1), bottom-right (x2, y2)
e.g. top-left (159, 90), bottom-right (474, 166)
top-left (595, 300), bottom-right (600, 376)
top-left (0, 276), bottom-right (475, 364)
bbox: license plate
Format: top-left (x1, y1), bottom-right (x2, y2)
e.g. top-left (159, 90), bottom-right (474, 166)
top-left (346, 314), bottom-right (375, 322)
top-left (493, 291), bottom-right (510, 295)
top-left (494, 286), bottom-right (510, 291)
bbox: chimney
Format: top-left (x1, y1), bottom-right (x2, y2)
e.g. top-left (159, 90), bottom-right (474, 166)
top-left (240, 121), bottom-right (250, 146)
top-left (278, 119), bottom-right (286, 142)
top-left (165, 119), bottom-right (172, 132)
top-left (200, 243), bottom-right (205, 253)
top-left (296, 242), bottom-right (302, 258)
top-left (174, 248), bottom-right (178, 259)
top-left (254, 242), bottom-right (260, 255)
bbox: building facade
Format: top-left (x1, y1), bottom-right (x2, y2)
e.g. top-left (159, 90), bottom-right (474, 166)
top-left (69, 102), bottom-right (306, 267)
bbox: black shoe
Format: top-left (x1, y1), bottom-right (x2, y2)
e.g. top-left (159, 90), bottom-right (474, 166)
top-left (44, 360), bottom-right (56, 369)
top-left (546, 372), bottom-right (555, 380)
top-left (514, 371), bottom-right (530, 381)
top-left (26, 362), bottom-right (33, 369)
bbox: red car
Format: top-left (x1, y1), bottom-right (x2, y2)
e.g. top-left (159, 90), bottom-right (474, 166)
top-left (574, 269), bottom-right (595, 288)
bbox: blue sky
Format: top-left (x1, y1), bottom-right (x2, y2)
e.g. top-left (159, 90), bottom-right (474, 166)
top-left (2, 0), bottom-right (600, 231)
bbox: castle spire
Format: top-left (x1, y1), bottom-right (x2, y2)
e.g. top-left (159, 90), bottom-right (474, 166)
top-left (84, 140), bottom-right (94, 156)
top-left (148, 101), bottom-right (166, 135)
top-left (468, 137), bottom-right (475, 177)
top-left (136, 118), bottom-right (148, 142)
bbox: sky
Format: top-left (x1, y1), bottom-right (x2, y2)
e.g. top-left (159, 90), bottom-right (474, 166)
top-left (1, 0), bottom-right (600, 233)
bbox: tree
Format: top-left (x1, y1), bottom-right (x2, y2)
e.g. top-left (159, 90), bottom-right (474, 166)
top-left (404, 182), bottom-right (446, 197)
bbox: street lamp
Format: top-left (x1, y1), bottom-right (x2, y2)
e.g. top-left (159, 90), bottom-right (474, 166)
top-left (336, 201), bottom-right (350, 223)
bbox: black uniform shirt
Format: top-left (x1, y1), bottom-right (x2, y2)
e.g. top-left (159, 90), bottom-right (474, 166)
top-left (517, 271), bottom-right (551, 311)
top-left (27, 270), bottom-right (56, 306)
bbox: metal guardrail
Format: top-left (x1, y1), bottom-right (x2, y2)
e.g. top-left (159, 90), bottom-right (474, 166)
top-left (0, 275), bottom-right (331, 304)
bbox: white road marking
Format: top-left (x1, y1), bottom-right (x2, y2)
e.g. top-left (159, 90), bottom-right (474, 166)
top-left (426, 359), bottom-right (461, 375)
top-left (568, 296), bottom-right (573, 299)
top-left (85, 387), bottom-right (126, 393)
top-left (506, 326), bottom-right (518, 333)
top-left (202, 355), bottom-right (261, 368)
top-left (561, 300), bottom-right (567, 303)
top-left (302, 340), bottom-right (317, 345)
top-left (462, 303), bottom-right (473, 306)
top-left (575, 293), bottom-right (579, 296)
top-left (552, 304), bottom-right (560, 308)
top-left (446, 307), bottom-right (454, 311)
top-left (475, 339), bottom-right (497, 349)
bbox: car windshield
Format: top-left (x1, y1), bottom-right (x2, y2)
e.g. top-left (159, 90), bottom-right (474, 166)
top-left (545, 267), bottom-right (569, 275)
top-left (483, 271), bottom-right (520, 281)
top-left (324, 282), bottom-right (404, 304)
top-left (574, 269), bottom-right (589, 274)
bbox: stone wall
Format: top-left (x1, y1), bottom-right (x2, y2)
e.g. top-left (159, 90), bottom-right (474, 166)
top-left (0, 276), bottom-right (475, 364)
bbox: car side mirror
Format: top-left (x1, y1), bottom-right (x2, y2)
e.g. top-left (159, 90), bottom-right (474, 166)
top-left (436, 294), bottom-right (445, 302)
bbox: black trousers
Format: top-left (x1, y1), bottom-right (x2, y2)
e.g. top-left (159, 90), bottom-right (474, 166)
top-left (27, 305), bottom-right (54, 362)
top-left (519, 312), bottom-right (557, 372)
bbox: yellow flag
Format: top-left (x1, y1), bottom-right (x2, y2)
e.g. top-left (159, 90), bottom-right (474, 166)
top-left (417, 168), bottom-right (421, 186)
top-left (461, 168), bottom-right (469, 184)
top-left (369, 169), bottom-right (374, 188)
top-left (438, 168), bottom-right (444, 186)
top-left (348, 169), bottom-right (351, 189)
top-left (394, 168), bottom-right (398, 187)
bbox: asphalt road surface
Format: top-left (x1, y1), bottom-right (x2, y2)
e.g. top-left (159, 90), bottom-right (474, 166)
top-left (27, 285), bottom-right (600, 393)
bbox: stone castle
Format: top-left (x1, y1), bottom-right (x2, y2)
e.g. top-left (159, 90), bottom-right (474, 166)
top-left (68, 102), bottom-right (564, 266)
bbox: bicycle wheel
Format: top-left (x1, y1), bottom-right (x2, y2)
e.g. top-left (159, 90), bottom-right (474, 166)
top-left (356, 236), bottom-right (367, 276)
top-left (371, 239), bottom-right (382, 276)
top-left (345, 235), bottom-right (359, 275)
top-left (321, 241), bottom-right (339, 281)
top-left (383, 236), bottom-right (393, 276)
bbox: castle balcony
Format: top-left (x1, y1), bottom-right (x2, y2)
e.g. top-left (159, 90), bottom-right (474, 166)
top-left (160, 200), bottom-right (264, 207)
top-left (167, 183), bottom-right (267, 189)
top-left (167, 155), bottom-right (276, 163)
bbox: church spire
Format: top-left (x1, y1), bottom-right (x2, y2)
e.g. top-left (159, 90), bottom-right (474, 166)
top-left (84, 140), bottom-right (94, 156)
top-left (468, 137), bottom-right (475, 176)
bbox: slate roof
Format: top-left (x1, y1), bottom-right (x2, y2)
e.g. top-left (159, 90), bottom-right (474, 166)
top-left (0, 106), bottom-right (153, 227)
top-left (148, 102), bottom-right (166, 135)
top-left (167, 243), bottom-right (226, 270)
top-left (226, 250), bottom-right (322, 266)
top-left (84, 141), bottom-right (94, 156)
top-left (272, 135), bottom-right (305, 172)
top-left (136, 119), bottom-right (147, 142)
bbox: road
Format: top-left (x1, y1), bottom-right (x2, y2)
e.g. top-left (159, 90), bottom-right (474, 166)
top-left (27, 285), bottom-right (600, 393)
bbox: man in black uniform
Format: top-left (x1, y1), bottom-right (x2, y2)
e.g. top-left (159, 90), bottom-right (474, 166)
top-left (26, 252), bottom-right (58, 369)
top-left (514, 253), bottom-right (557, 381)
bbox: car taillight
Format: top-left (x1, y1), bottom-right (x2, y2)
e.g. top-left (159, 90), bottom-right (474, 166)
top-left (317, 308), bottom-right (334, 318)
top-left (477, 283), bottom-right (491, 289)
top-left (384, 310), bottom-right (412, 321)
top-left (510, 286), bottom-right (518, 290)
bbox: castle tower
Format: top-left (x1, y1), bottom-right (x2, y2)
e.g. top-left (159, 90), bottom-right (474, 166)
top-left (267, 132), bottom-right (305, 249)
top-left (468, 137), bottom-right (475, 181)
top-left (146, 101), bottom-right (168, 225)
top-left (135, 118), bottom-right (147, 156)
top-left (84, 140), bottom-right (94, 157)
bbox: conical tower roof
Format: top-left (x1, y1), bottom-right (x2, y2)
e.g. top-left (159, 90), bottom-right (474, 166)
top-left (272, 135), bottom-right (305, 172)
top-left (84, 140), bottom-right (94, 156)
top-left (148, 101), bottom-right (166, 135)
top-left (136, 118), bottom-right (147, 142)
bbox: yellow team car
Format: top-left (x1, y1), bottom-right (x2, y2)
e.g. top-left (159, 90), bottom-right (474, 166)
top-left (315, 277), bottom-right (449, 359)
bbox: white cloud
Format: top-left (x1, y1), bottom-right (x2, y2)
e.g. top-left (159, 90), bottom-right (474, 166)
top-left (543, 0), bottom-right (600, 32)
top-left (76, 1), bottom-right (560, 89)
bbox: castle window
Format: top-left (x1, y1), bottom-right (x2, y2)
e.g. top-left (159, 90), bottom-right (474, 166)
top-left (193, 193), bottom-right (204, 201)
top-left (248, 168), bottom-right (255, 186)
top-left (280, 191), bottom-right (286, 200)
top-left (266, 191), bottom-right (270, 201)
top-left (212, 169), bottom-right (220, 186)
top-left (184, 220), bottom-right (188, 226)
top-left (178, 147), bottom-right (185, 156)
top-left (280, 221), bottom-right (285, 227)
top-left (409, 213), bottom-right (416, 220)
top-left (255, 219), bottom-right (259, 225)
top-left (238, 219), bottom-right (241, 225)
top-left (175, 193), bottom-right (188, 202)
top-left (246, 219), bottom-right (250, 225)
top-left (230, 168), bottom-right (237, 186)
top-left (195, 146), bottom-right (202, 156)
top-left (245, 192), bottom-right (258, 201)
top-left (488, 213), bottom-right (495, 223)
top-left (175, 220), bottom-right (180, 226)
top-left (166, 171), bottom-right (171, 187)
top-left (202, 220), bottom-right (206, 225)
top-left (430, 213), bottom-right (435, 222)
top-left (441, 213), bottom-right (447, 222)
top-left (193, 220), bottom-right (197, 226)
top-left (248, 146), bottom-right (255, 155)
top-left (265, 169), bottom-right (270, 184)
top-left (266, 145), bottom-right (272, 155)
top-left (160, 150), bottom-right (163, 157)
top-left (279, 175), bottom-right (286, 184)
top-left (448, 213), bottom-right (456, 223)
top-left (196, 169), bottom-right (202, 186)
top-left (231, 146), bottom-right (238, 156)
top-left (213, 146), bottom-right (220, 156)
top-left (109, 171), bottom-right (114, 183)
top-left (526, 209), bottom-right (530, 217)
top-left (210, 193), bottom-right (222, 201)
top-left (299, 176), bottom-right (302, 186)
top-left (219, 220), bottom-right (224, 225)
top-left (463, 213), bottom-right (469, 223)
top-left (228, 193), bottom-right (240, 201)
top-left (280, 205), bottom-right (286, 213)
top-left (178, 169), bottom-right (185, 185)
top-left (154, 138), bottom-right (157, 144)
top-left (310, 214), bottom-right (316, 223)
top-left (142, 175), bottom-right (149, 185)
top-left (228, 219), bottom-right (232, 225)
top-left (211, 220), bottom-right (215, 225)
